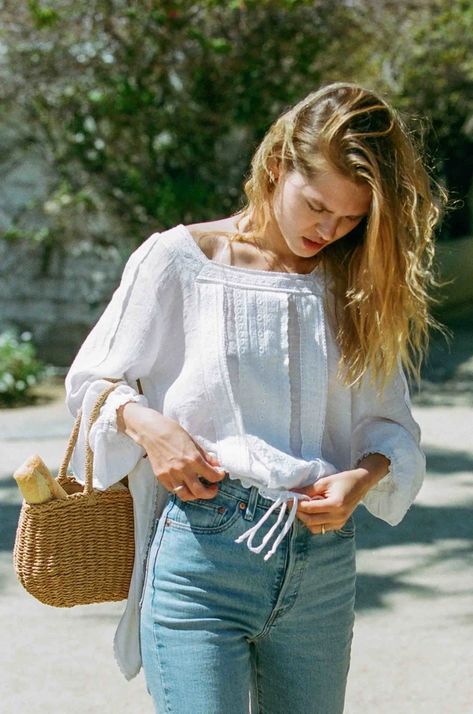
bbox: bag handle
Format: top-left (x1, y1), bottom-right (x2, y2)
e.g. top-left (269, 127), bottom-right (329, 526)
top-left (58, 378), bottom-right (142, 495)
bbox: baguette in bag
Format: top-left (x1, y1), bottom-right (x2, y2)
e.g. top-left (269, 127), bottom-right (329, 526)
top-left (13, 454), bottom-right (68, 504)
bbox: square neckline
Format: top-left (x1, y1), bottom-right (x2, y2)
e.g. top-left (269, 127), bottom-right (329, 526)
top-left (178, 224), bottom-right (322, 280)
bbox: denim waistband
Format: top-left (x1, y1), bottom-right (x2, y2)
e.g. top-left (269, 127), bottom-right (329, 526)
top-left (217, 473), bottom-right (275, 510)
top-left (216, 472), bottom-right (311, 562)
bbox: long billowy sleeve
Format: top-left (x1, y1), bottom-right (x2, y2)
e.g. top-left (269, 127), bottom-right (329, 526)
top-left (350, 358), bottom-right (426, 525)
top-left (64, 232), bottom-right (177, 490)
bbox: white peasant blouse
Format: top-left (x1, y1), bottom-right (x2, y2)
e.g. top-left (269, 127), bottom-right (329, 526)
top-left (65, 223), bottom-right (425, 680)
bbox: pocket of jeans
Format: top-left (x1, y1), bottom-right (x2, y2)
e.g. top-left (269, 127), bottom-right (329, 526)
top-left (334, 514), bottom-right (356, 539)
top-left (165, 488), bottom-right (242, 533)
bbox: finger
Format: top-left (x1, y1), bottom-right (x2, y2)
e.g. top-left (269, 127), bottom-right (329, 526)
top-left (194, 455), bottom-right (227, 484)
top-left (198, 466), bottom-right (227, 484)
top-left (314, 523), bottom-right (331, 535)
top-left (194, 483), bottom-right (220, 500)
top-left (296, 513), bottom-right (344, 532)
top-left (184, 474), bottom-right (220, 500)
top-left (296, 513), bottom-right (333, 528)
top-left (303, 523), bottom-right (330, 535)
top-left (170, 484), bottom-right (193, 501)
top-left (296, 508), bottom-right (333, 525)
top-left (157, 473), bottom-right (193, 500)
top-left (169, 478), bottom-right (218, 502)
top-left (297, 499), bottom-right (334, 514)
top-left (188, 440), bottom-right (227, 482)
top-left (296, 516), bottom-right (329, 534)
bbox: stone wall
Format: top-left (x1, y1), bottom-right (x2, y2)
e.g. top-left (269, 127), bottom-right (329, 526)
top-left (0, 111), bottom-right (130, 367)
top-left (1, 238), bottom-right (125, 367)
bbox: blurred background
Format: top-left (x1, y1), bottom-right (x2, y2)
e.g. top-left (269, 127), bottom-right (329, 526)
top-left (1, 1), bottom-right (472, 713)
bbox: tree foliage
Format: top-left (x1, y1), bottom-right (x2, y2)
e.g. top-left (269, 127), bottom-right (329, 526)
top-left (1, 0), bottom-right (471, 246)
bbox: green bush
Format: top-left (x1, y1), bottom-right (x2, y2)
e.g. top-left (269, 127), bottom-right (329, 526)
top-left (0, 329), bottom-right (46, 407)
top-left (1, 0), bottom-right (471, 246)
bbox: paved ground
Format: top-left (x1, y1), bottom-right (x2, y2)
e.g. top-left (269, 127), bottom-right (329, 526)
top-left (1, 313), bottom-right (472, 714)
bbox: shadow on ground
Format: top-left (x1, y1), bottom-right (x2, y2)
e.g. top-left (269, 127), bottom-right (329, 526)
top-left (425, 445), bottom-right (473, 475)
top-left (413, 314), bottom-right (473, 407)
top-left (354, 499), bottom-right (473, 611)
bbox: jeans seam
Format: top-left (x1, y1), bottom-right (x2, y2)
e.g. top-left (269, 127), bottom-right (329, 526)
top-left (139, 517), bottom-right (162, 610)
top-left (153, 623), bottom-right (172, 714)
top-left (149, 521), bottom-right (173, 713)
top-left (253, 644), bottom-right (265, 714)
top-left (250, 524), bottom-right (305, 641)
top-left (149, 516), bottom-right (169, 591)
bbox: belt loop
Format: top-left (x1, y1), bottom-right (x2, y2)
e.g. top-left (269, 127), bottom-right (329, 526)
top-left (243, 486), bottom-right (259, 521)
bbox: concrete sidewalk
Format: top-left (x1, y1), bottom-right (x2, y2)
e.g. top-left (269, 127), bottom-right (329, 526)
top-left (1, 321), bottom-right (472, 714)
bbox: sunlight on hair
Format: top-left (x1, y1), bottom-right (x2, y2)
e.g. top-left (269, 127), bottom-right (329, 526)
top-left (196, 81), bottom-right (451, 394)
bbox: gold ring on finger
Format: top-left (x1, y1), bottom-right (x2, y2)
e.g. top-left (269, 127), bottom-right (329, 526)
top-left (171, 485), bottom-right (185, 494)
top-left (321, 523), bottom-right (326, 535)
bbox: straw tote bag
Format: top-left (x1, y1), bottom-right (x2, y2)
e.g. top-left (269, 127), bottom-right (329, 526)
top-left (13, 378), bottom-right (140, 607)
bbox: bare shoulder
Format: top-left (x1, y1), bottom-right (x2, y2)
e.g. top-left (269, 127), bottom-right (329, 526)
top-left (184, 218), bottom-right (237, 260)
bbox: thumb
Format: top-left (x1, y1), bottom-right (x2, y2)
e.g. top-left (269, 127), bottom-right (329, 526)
top-left (310, 477), bottom-right (329, 495)
top-left (299, 478), bottom-right (328, 499)
top-left (312, 477), bottom-right (327, 490)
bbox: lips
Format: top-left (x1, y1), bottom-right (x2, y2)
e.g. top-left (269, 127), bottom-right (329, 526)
top-left (303, 236), bottom-right (324, 247)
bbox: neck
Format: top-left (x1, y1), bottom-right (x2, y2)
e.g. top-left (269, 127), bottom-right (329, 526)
top-left (235, 210), bottom-right (321, 274)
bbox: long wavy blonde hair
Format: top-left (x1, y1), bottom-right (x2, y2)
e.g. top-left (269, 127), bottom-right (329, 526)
top-left (196, 82), bottom-right (449, 392)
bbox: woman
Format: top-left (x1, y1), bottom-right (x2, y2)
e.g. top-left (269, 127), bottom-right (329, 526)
top-left (65, 82), bottom-right (446, 713)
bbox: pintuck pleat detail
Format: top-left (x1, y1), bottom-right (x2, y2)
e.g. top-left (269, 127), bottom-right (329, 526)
top-left (233, 289), bottom-right (292, 453)
top-left (298, 294), bottom-right (328, 460)
top-left (195, 272), bottom-right (330, 479)
top-left (287, 295), bottom-right (303, 459)
top-left (196, 280), bottom-right (251, 473)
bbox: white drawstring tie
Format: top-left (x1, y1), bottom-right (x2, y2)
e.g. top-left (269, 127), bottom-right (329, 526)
top-left (234, 492), bottom-right (309, 561)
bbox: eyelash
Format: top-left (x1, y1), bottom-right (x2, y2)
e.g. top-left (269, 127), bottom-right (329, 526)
top-left (307, 203), bottom-right (359, 222)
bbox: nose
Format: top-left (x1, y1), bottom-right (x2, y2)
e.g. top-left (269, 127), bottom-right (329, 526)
top-left (317, 217), bottom-right (338, 242)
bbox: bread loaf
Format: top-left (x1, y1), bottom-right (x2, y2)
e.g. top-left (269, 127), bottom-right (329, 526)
top-left (13, 454), bottom-right (68, 504)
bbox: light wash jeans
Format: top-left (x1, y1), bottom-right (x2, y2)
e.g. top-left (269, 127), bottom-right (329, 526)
top-left (139, 475), bottom-right (356, 714)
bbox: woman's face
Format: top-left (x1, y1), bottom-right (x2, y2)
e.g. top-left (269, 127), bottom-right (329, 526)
top-left (270, 167), bottom-right (372, 260)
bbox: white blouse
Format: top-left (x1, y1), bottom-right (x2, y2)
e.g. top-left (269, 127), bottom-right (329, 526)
top-left (65, 224), bottom-right (425, 680)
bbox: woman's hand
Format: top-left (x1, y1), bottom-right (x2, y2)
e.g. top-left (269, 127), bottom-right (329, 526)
top-left (118, 402), bottom-right (226, 501)
top-left (291, 454), bottom-right (390, 534)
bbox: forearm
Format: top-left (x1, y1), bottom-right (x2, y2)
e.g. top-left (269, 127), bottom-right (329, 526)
top-left (117, 401), bottom-right (156, 443)
top-left (351, 452), bottom-right (391, 496)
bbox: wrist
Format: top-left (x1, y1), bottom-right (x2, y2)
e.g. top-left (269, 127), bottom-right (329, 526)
top-left (352, 453), bottom-right (391, 495)
top-left (117, 401), bottom-right (152, 445)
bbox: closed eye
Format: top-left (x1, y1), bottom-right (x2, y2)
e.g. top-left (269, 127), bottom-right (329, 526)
top-left (307, 200), bottom-right (364, 222)
top-left (307, 202), bottom-right (324, 213)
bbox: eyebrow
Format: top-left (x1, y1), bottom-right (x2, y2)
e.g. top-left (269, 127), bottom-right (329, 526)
top-left (306, 197), bottom-right (367, 219)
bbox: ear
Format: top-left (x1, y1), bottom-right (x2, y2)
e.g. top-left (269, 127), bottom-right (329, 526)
top-left (267, 157), bottom-right (281, 181)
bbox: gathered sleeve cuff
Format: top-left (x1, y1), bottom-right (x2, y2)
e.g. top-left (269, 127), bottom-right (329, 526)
top-left (89, 383), bottom-right (148, 436)
top-left (69, 379), bottom-right (149, 491)
top-left (351, 417), bottom-right (426, 525)
top-left (350, 358), bottom-right (426, 526)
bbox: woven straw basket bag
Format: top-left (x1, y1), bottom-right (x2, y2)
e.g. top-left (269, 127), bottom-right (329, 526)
top-left (13, 380), bottom-right (136, 607)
